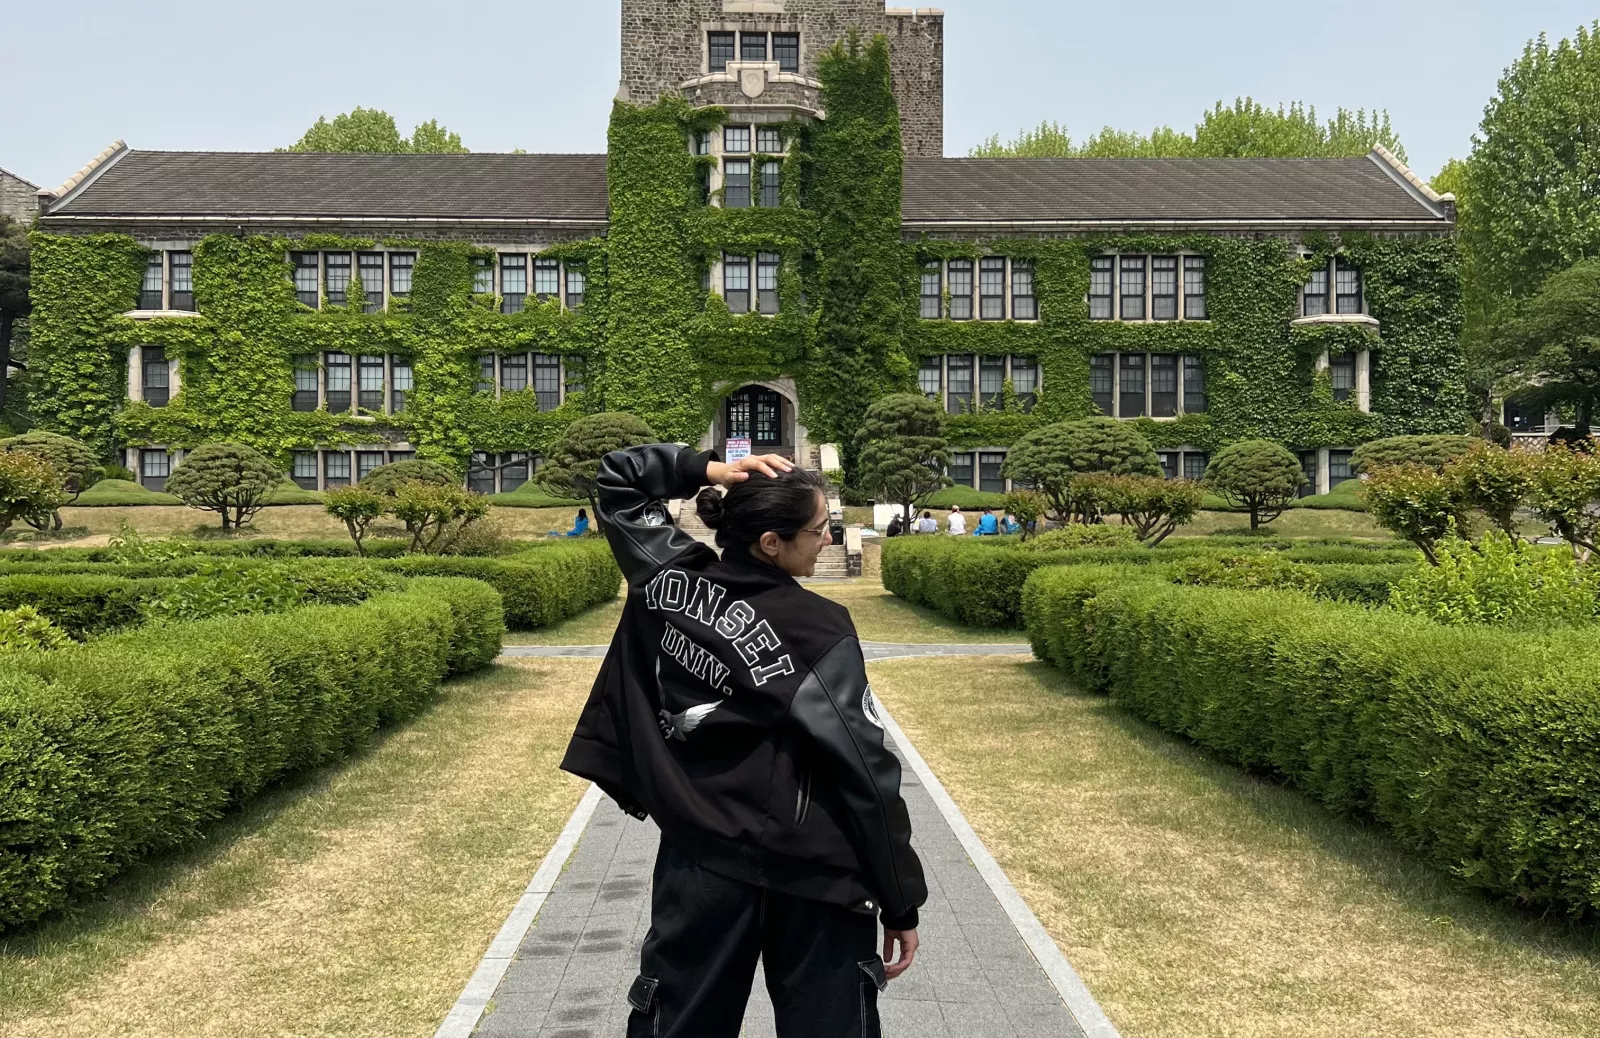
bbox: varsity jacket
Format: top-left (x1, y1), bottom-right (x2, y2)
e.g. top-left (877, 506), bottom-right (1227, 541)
top-left (560, 444), bottom-right (927, 931)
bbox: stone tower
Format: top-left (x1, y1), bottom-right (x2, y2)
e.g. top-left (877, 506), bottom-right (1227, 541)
top-left (618, 0), bottom-right (945, 157)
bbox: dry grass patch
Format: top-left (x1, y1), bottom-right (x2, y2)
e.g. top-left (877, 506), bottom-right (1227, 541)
top-left (0, 658), bottom-right (597, 1038)
top-left (870, 657), bottom-right (1600, 1038)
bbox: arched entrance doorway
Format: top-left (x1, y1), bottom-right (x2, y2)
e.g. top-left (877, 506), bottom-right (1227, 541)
top-left (708, 379), bottom-right (805, 463)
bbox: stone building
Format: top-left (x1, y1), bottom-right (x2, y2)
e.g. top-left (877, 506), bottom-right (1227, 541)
top-left (1, 167), bottom-right (38, 226)
top-left (30, 0), bottom-right (1462, 498)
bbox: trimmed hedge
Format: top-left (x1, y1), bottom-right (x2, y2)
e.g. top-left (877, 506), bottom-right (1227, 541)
top-left (0, 574), bottom-right (177, 637)
top-left (0, 577), bottom-right (503, 932)
top-left (0, 538), bottom-right (410, 565)
top-left (1023, 567), bottom-right (1600, 916)
top-left (375, 540), bottom-right (619, 630)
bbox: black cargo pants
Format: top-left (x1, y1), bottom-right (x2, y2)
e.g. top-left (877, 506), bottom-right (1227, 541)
top-left (626, 838), bottom-right (886, 1038)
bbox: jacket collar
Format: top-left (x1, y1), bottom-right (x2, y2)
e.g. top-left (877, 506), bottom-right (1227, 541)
top-left (720, 545), bottom-right (800, 588)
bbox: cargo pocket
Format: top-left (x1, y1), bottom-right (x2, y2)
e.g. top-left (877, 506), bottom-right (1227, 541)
top-left (626, 974), bottom-right (660, 1038)
top-left (857, 958), bottom-right (886, 1037)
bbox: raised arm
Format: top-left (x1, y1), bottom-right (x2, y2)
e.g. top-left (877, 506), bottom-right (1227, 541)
top-left (595, 444), bottom-right (716, 585)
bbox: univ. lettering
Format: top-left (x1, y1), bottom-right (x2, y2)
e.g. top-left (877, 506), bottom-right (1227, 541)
top-left (645, 569), bottom-right (791, 688)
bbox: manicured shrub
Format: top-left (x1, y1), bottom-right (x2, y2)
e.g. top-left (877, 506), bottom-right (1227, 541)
top-left (0, 606), bottom-right (71, 651)
top-left (1171, 553), bottom-right (1323, 594)
top-left (1019, 524), bottom-right (1140, 551)
top-left (1079, 474), bottom-right (1203, 545)
top-left (1311, 563), bottom-right (1410, 605)
top-left (1527, 443), bottom-right (1600, 561)
top-left (1350, 433), bottom-right (1477, 475)
top-left (1002, 418), bottom-right (1161, 523)
top-left (538, 412), bottom-right (659, 520)
top-left (855, 393), bottom-right (951, 521)
top-left (376, 539), bottom-right (619, 629)
top-left (140, 561), bottom-right (303, 624)
top-left (0, 574), bottom-right (175, 637)
top-left (1203, 439), bottom-right (1305, 531)
top-left (1023, 567), bottom-right (1600, 916)
top-left (324, 485), bottom-right (386, 556)
top-left (1448, 442), bottom-right (1539, 542)
top-left (0, 431), bottom-right (101, 526)
top-left (1389, 531), bottom-right (1600, 628)
top-left (391, 481), bottom-right (490, 554)
top-left (164, 443), bottom-right (283, 530)
top-left (357, 459), bottom-right (458, 497)
top-left (1361, 464), bottom-right (1467, 564)
top-left (0, 450), bottom-right (67, 536)
top-left (1003, 489), bottom-right (1046, 540)
top-left (0, 577), bottom-right (503, 932)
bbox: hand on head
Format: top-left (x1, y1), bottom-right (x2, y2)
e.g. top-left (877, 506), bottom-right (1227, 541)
top-left (709, 453), bottom-right (794, 487)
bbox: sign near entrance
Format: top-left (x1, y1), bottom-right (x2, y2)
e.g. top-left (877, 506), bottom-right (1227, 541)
top-left (725, 437), bottom-right (751, 463)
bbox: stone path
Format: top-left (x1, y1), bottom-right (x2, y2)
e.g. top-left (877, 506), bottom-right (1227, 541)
top-left (442, 644), bottom-right (1116, 1038)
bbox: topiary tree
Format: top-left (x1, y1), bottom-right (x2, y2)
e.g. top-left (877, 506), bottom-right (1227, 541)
top-left (854, 393), bottom-right (950, 525)
top-left (358, 458), bottom-right (459, 497)
top-left (1360, 463), bottom-right (1467, 564)
top-left (324, 486), bottom-right (386, 556)
top-left (1350, 434), bottom-right (1477, 475)
top-left (1448, 441), bottom-right (1538, 543)
top-left (1204, 439), bottom-right (1306, 531)
top-left (1527, 443), bottom-right (1600, 562)
top-left (0, 450), bottom-right (67, 536)
top-left (0, 430), bottom-right (101, 529)
top-left (1079, 473), bottom-right (1203, 546)
top-left (1003, 488), bottom-right (1046, 541)
top-left (164, 443), bottom-right (283, 530)
top-left (537, 412), bottom-right (659, 524)
top-left (1001, 418), bottom-right (1161, 523)
top-left (390, 481), bottom-right (491, 555)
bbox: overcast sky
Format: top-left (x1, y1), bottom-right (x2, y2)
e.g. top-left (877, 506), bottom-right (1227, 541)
top-left (2, 0), bottom-right (1593, 190)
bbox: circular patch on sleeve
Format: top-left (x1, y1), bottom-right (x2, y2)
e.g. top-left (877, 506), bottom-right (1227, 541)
top-left (861, 686), bottom-right (884, 730)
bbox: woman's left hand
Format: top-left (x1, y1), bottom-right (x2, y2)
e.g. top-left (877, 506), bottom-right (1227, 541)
top-left (708, 454), bottom-right (794, 487)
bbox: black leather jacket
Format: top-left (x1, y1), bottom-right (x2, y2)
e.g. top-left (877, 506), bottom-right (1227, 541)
top-left (561, 444), bottom-right (926, 931)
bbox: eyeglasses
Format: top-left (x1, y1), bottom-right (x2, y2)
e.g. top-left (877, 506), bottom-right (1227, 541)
top-left (800, 521), bottom-right (830, 538)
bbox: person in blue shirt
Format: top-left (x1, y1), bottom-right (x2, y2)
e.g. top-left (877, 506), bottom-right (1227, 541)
top-left (999, 511), bottom-right (1020, 535)
top-left (973, 507), bottom-right (1000, 536)
top-left (565, 508), bottom-right (590, 537)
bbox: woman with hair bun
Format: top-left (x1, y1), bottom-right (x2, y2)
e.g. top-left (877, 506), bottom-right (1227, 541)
top-left (561, 442), bottom-right (925, 1037)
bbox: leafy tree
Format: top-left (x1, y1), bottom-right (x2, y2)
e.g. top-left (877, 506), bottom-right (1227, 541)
top-left (356, 459), bottom-right (459, 538)
top-left (1350, 434), bottom-right (1477, 475)
top-left (324, 486), bottom-right (385, 556)
top-left (164, 443), bottom-right (282, 530)
top-left (537, 412), bottom-right (658, 522)
top-left (854, 393), bottom-right (950, 524)
top-left (1001, 418), bottom-right (1161, 523)
top-left (0, 215), bottom-right (28, 419)
top-left (1003, 488), bottom-right (1045, 541)
top-left (972, 98), bottom-right (1405, 160)
top-left (285, 107), bottom-right (468, 153)
top-left (1360, 464), bottom-right (1466, 564)
top-left (1498, 258), bottom-right (1600, 436)
top-left (0, 430), bottom-right (100, 528)
top-left (1077, 473), bottom-right (1202, 546)
top-left (0, 451), bottom-right (66, 535)
top-left (1390, 530), bottom-right (1600, 628)
top-left (1527, 443), bottom-right (1600, 562)
top-left (1448, 441), bottom-right (1538, 542)
top-left (390, 481), bottom-right (490, 554)
top-left (1203, 439), bottom-right (1306, 531)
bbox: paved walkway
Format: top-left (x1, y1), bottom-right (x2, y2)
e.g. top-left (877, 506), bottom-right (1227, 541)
top-left (444, 644), bottom-right (1116, 1038)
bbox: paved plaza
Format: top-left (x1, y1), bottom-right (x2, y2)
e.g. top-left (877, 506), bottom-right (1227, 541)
top-left (441, 644), bottom-right (1116, 1038)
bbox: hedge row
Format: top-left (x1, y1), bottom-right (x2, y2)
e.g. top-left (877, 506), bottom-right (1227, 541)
top-left (0, 538), bottom-right (410, 565)
top-left (0, 574), bottom-right (177, 637)
top-left (0, 577), bottom-right (503, 932)
top-left (1022, 567), bottom-right (1600, 915)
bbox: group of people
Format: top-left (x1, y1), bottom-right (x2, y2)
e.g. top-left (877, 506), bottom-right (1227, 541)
top-left (885, 504), bottom-right (1020, 538)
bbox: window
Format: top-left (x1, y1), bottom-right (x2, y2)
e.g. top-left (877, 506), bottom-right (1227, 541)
top-left (388, 451), bottom-right (416, 465)
top-left (1335, 258), bottom-right (1363, 314)
top-left (756, 127), bottom-right (783, 153)
top-left (980, 354), bottom-right (1006, 409)
top-left (389, 253), bottom-right (414, 297)
top-left (1119, 353), bottom-right (1146, 418)
top-left (358, 252), bottom-right (385, 312)
top-left (1303, 267), bottom-right (1329, 317)
top-left (723, 254), bottom-right (751, 313)
top-left (948, 260), bottom-right (973, 320)
top-left (946, 354), bottom-right (973, 413)
top-left (1183, 356), bottom-right (1207, 413)
top-left (1330, 353), bottom-right (1356, 402)
top-left (534, 257), bottom-right (560, 302)
top-left (1150, 353), bottom-right (1179, 417)
top-left (142, 347), bottom-right (169, 406)
top-left (1090, 354), bottom-right (1115, 414)
top-left (292, 452), bottom-right (318, 490)
top-left (476, 354), bottom-right (496, 394)
top-left (357, 451), bottom-right (385, 482)
top-left (566, 264), bottom-right (586, 310)
top-left (292, 253), bottom-right (319, 308)
top-left (292, 355), bottom-right (319, 411)
top-left (759, 161), bottom-right (781, 208)
top-left (472, 256), bottom-right (494, 293)
top-left (693, 131), bottom-right (711, 156)
top-left (1182, 452), bottom-right (1208, 481)
top-left (324, 352), bottom-right (351, 412)
top-left (324, 252), bottom-right (351, 306)
top-left (724, 126), bottom-right (750, 154)
top-left (168, 252), bottom-right (194, 311)
top-left (500, 352), bottom-right (528, 393)
top-left (723, 159), bottom-right (751, 208)
top-left (564, 355), bottom-right (587, 396)
top-left (753, 389), bottom-right (781, 446)
top-left (140, 253), bottom-right (164, 309)
top-left (1151, 256), bottom-right (1178, 321)
top-left (1183, 257), bottom-right (1207, 319)
top-left (979, 452), bottom-right (1007, 494)
top-left (535, 353), bottom-right (562, 410)
top-left (773, 32), bottom-right (799, 72)
top-left (140, 449), bottom-right (170, 491)
top-left (468, 453), bottom-right (497, 495)
top-left (501, 254), bottom-right (526, 313)
top-left (949, 453), bottom-right (974, 488)
top-left (708, 31), bottom-right (735, 72)
top-left (1119, 256), bottom-right (1146, 321)
top-left (919, 356), bottom-right (942, 399)
top-left (1329, 450), bottom-right (1354, 487)
top-left (1012, 261), bottom-right (1037, 320)
top-left (979, 258), bottom-right (1006, 320)
top-left (920, 262), bottom-right (942, 319)
top-left (741, 31), bottom-right (767, 62)
top-left (1089, 256), bottom-right (1114, 319)
top-left (358, 355), bottom-right (385, 411)
top-left (1158, 452), bottom-right (1179, 480)
top-left (1298, 450), bottom-right (1319, 498)
top-left (757, 252), bottom-right (780, 314)
top-left (502, 454), bottom-right (530, 492)
top-left (391, 358), bottom-right (413, 413)
top-left (1011, 355), bottom-right (1039, 411)
top-left (324, 451), bottom-right (351, 488)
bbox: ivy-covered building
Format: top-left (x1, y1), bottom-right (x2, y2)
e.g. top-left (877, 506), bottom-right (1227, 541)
top-left (28, 0), bottom-right (1462, 497)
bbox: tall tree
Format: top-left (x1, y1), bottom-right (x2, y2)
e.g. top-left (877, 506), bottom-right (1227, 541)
top-left (1499, 258), bottom-right (1600, 437)
top-left (973, 98), bottom-right (1405, 160)
top-left (285, 107), bottom-right (468, 153)
top-left (0, 215), bottom-right (27, 417)
top-left (855, 393), bottom-right (951, 522)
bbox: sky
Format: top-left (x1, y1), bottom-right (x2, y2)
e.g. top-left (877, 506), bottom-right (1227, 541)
top-left (2, 0), bottom-right (1594, 191)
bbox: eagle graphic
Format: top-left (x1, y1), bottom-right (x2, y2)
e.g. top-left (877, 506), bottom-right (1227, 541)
top-left (658, 702), bottom-right (720, 742)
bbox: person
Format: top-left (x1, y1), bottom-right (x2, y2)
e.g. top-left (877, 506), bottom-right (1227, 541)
top-left (565, 508), bottom-right (590, 537)
top-left (973, 507), bottom-right (999, 536)
top-left (562, 445), bottom-right (926, 1038)
top-left (886, 513), bottom-right (904, 538)
top-left (916, 510), bottom-right (937, 535)
top-left (1000, 511), bottom-right (1021, 535)
top-left (946, 505), bottom-right (967, 536)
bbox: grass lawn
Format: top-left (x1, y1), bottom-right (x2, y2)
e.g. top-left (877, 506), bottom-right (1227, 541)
top-left (870, 656), bottom-right (1600, 1038)
top-left (0, 658), bottom-right (595, 1038)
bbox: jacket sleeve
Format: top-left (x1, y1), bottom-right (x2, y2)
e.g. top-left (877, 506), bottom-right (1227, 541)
top-left (789, 637), bottom-right (927, 931)
top-left (596, 443), bottom-right (718, 585)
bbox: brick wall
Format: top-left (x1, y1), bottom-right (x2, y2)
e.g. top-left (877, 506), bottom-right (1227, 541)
top-left (0, 170), bottom-right (38, 226)
top-left (620, 0), bottom-right (943, 156)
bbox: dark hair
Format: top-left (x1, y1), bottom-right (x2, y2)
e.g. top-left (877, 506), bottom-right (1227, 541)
top-left (695, 468), bottom-right (828, 551)
top-left (577, 508), bottom-right (588, 519)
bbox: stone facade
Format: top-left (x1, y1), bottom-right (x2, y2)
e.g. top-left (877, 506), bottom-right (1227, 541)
top-left (0, 168), bottom-right (38, 226)
top-left (619, 0), bottom-right (943, 156)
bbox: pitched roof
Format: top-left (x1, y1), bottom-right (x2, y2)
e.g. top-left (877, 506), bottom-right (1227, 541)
top-left (47, 150), bottom-right (610, 223)
top-left (900, 155), bottom-right (1450, 227)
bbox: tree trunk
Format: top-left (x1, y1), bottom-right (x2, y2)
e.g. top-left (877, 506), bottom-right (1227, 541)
top-left (0, 311), bottom-right (11, 415)
top-left (1249, 504), bottom-right (1261, 532)
top-left (1577, 399), bottom-right (1593, 439)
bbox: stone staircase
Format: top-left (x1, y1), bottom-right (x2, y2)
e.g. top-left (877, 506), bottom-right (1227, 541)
top-left (810, 544), bottom-right (849, 579)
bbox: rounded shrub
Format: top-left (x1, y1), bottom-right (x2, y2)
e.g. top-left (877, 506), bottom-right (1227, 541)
top-left (164, 443), bottom-right (283, 530)
top-left (1203, 439), bottom-right (1305, 531)
top-left (1350, 434), bottom-right (1477, 475)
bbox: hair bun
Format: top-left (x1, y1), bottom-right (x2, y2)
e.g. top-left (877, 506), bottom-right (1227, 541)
top-left (694, 487), bottom-right (726, 530)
